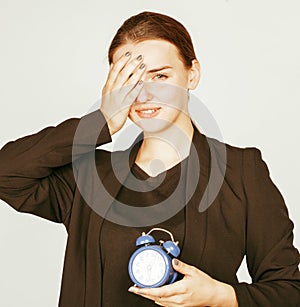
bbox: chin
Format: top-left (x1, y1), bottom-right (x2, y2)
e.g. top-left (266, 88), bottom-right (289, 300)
top-left (133, 118), bottom-right (176, 135)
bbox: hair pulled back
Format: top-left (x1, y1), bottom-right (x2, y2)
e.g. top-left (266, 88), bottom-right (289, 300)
top-left (108, 11), bottom-right (196, 68)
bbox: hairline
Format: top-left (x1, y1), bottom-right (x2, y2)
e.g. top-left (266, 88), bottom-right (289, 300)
top-left (110, 37), bottom-right (193, 68)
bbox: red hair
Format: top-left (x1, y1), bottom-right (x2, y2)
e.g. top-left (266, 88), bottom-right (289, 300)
top-left (108, 11), bottom-right (196, 68)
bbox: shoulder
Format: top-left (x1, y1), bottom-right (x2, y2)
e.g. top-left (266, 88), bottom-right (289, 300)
top-left (203, 135), bottom-right (267, 197)
top-left (204, 134), bottom-right (262, 169)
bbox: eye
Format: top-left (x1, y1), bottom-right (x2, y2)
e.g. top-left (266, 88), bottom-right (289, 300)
top-left (153, 73), bottom-right (168, 81)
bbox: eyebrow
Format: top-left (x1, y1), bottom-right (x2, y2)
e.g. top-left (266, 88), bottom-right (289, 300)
top-left (146, 66), bottom-right (173, 74)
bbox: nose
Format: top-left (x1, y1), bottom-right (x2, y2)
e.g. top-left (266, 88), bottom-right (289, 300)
top-left (135, 82), bottom-right (153, 103)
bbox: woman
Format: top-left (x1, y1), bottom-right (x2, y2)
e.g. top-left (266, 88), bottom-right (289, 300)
top-left (0, 11), bottom-right (299, 307)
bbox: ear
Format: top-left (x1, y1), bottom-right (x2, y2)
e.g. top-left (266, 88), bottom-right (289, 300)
top-left (187, 59), bottom-right (201, 90)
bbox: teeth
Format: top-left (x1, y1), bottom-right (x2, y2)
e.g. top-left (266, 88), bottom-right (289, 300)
top-left (139, 109), bottom-right (156, 114)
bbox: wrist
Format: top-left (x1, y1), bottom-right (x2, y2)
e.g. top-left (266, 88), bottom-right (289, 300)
top-left (106, 120), bottom-right (119, 136)
top-left (99, 109), bottom-right (118, 136)
top-left (212, 281), bottom-right (238, 307)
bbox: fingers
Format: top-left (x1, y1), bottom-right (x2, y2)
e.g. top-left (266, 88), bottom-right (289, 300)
top-left (123, 80), bottom-right (144, 107)
top-left (116, 56), bottom-right (144, 88)
top-left (100, 51), bottom-right (146, 135)
top-left (128, 289), bottom-right (166, 306)
top-left (128, 262), bottom-right (217, 306)
top-left (128, 280), bottom-right (185, 298)
top-left (172, 259), bottom-right (197, 276)
top-left (124, 62), bottom-right (146, 87)
top-left (130, 287), bottom-right (188, 306)
top-left (119, 63), bottom-right (146, 99)
top-left (105, 52), bottom-right (131, 89)
top-left (105, 52), bottom-right (145, 93)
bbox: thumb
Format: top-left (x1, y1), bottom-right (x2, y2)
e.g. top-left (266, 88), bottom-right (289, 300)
top-left (172, 259), bottom-right (196, 276)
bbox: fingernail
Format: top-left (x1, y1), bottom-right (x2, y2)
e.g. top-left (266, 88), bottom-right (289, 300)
top-left (173, 258), bottom-right (179, 266)
top-left (125, 51), bottom-right (131, 57)
top-left (128, 287), bottom-right (135, 293)
top-left (139, 63), bottom-right (145, 69)
top-left (136, 55), bottom-right (142, 61)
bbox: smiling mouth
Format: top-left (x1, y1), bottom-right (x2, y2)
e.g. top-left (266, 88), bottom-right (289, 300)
top-left (135, 107), bottom-right (161, 118)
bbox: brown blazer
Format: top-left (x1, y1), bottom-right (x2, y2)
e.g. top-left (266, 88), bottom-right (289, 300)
top-left (0, 110), bottom-right (299, 306)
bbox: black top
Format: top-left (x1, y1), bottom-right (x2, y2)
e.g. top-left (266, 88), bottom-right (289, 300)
top-left (100, 161), bottom-right (186, 306)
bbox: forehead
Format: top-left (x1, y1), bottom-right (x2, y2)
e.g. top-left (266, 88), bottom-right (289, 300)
top-left (112, 40), bottom-right (184, 67)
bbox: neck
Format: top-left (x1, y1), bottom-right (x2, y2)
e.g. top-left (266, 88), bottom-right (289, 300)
top-left (135, 120), bottom-right (194, 176)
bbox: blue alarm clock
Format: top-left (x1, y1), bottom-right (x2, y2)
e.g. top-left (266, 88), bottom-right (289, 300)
top-left (128, 227), bottom-right (181, 288)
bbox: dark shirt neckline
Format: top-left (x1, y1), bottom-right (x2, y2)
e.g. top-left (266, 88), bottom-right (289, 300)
top-left (132, 156), bottom-right (189, 180)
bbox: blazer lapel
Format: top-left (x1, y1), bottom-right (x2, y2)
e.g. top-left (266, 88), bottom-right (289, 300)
top-left (181, 129), bottom-right (210, 266)
top-left (91, 134), bottom-right (143, 220)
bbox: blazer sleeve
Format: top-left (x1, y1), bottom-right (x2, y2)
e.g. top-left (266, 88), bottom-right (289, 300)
top-left (233, 148), bottom-right (300, 306)
top-left (0, 110), bottom-right (111, 225)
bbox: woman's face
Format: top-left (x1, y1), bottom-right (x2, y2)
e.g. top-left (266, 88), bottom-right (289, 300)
top-left (111, 40), bottom-right (200, 134)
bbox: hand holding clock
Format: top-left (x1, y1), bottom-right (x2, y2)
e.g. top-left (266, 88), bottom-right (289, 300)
top-left (128, 259), bottom-right (238, 307)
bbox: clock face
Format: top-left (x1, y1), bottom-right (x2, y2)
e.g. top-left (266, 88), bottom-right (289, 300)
top-left (131, 248), bottom-right (167, 286)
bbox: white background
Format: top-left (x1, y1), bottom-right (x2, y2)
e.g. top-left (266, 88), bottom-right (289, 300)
top-left (0, 1), bottom-right (299, 306)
